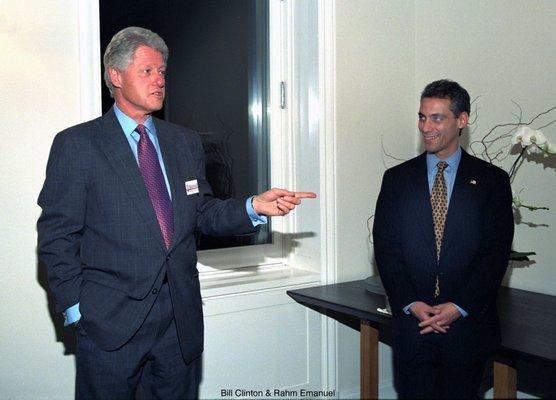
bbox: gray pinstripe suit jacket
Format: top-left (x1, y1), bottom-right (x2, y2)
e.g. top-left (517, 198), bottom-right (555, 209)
top-left (38, 108), bottom-right (256, 362)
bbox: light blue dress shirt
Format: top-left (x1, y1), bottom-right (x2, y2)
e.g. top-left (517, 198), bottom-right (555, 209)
top-left (64, 105), bottom-right (266, 326)
top-left (426, 146), bottom-right (462, 207)
top-left (403, 147), bottom-right (468, 318)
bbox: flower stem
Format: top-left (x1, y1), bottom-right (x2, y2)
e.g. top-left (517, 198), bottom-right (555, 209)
top-left (508, 147), bottom-right (526, 180)
top-left (518, 203), bottom-right (550, 211)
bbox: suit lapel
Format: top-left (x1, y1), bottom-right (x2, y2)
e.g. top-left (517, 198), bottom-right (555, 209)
top-left (441, 150), bottom-right (474, 257)
top-left (408, 153), bottom-right (438, 262)
top-left (95, 109), bottom-right (166, 251)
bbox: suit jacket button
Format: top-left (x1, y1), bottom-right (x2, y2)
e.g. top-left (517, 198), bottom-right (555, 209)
top-left (152, 288), bottom-right (158, 295)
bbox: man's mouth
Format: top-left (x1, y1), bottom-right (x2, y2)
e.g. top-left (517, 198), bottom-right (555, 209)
top-left (423, 132), bottom-right (440, 141)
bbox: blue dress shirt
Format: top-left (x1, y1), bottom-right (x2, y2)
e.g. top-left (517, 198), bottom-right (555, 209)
top-left (64, 105), bottom-right (266, 326)
top-left (403, 147), bottom-right (468, 318)
top-left (426, 146), bottom-right (462, 207)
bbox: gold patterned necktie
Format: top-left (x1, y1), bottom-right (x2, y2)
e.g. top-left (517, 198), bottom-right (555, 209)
top-left (431, 161), bottom-right (448, 297)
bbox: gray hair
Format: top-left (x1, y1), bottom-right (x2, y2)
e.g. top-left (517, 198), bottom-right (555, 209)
top-left (103, 26), bottom-right (169, 97)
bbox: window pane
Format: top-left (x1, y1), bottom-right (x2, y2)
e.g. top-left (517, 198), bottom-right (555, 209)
top-left (100, 0), bottom-right (271, 250)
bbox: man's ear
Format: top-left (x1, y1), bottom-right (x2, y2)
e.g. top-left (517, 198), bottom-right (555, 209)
top-left (457, 111), bottom-right (469, 130)
top-left (108, 68), bottom-right (122, 90)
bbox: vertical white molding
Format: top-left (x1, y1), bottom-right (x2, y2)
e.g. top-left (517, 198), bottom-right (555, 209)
top-left (77, 0), bottom-right (102, 121)
top-left (282, 0), bottom-right (297, 251)
top-left (319, 0), bottom-right (337, 286)
top-left (319, 0), bottom-right (338, 393)
top-left (268, 0), bottom-right (287, 242)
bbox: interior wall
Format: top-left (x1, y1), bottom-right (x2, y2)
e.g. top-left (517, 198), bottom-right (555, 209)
top-left (334, 0), bottom-right (416, 282)
top-left (415, 0), bottom-right (556, 296)
top-left (334, 0), bottom-right (416, 397)
top-left (0, 1), bottom-right (80, 397)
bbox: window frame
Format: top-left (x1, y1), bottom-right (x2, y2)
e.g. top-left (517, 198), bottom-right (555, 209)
top-left (196, 0), bottom-right (286, 273)
top-left (77, 0), bottom-right (334, 294)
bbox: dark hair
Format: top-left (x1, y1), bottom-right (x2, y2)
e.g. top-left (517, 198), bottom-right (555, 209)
top-left (420, 79), bottom-right (470, 117)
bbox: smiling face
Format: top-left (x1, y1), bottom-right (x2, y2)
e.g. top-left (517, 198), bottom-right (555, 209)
top-left (418, 97), bottom-right (468, 160)
top-left (109, 45), bottom-right (166, 123)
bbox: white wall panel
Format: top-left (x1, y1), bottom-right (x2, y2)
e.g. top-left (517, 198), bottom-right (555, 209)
top-left (200, 289), bottom-right (323, 399)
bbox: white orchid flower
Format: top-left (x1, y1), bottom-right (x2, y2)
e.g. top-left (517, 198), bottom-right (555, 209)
top-left (521, 130), bottom-right (534, 147)
top-left (511, 127), bottom-right (548, 154)
top-left (511, 126), bottom-right (532, 146)
top-left (543, 141), bottom-right (556, 154)
top-left (530, 130), bottom-right (547, 146)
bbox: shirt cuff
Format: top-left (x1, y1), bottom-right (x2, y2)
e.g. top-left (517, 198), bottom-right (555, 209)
top-left (246, 196), bottom-right (268, 227)
top-left (403, 302), bottom-right (415, 315)
top-left (64, 303), bottom-right (81, 326)
top-left (452, 303), bottom-right (468, 317)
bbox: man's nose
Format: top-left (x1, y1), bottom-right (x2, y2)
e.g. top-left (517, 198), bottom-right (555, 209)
top-left (421, 119), bottom-right (433, 132)
top-left (155, 73), bottom-right (165, 87)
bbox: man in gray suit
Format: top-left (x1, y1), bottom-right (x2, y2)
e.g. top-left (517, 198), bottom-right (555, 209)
top-left (37, 26), bottom-right (315, 399)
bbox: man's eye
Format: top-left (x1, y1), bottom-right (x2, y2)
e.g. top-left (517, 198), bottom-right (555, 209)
top-left (431, 115), bottom-right (444, 122)
top-left (143, 69), bottom-right (151, 74)
top-left (159, 70), bottom-right (165, 76)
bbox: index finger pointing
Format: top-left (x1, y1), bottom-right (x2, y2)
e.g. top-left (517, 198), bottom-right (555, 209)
top-left (272, 188), bottom-right (296, 197)
top-left (293, 192), bottom-right (317, 199)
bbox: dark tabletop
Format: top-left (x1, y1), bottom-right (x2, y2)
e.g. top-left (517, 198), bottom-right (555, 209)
top-left (287, 280), bottom-right (556, 361)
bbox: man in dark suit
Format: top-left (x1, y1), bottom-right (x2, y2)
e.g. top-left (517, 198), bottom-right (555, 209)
top-left (37, 26), bottom-right (315, 399)
top-left (373, 80), bottom-right (514, 399)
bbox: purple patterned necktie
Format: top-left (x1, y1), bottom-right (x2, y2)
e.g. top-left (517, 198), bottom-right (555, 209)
top-left (136, 124), bottom-right (174, 249)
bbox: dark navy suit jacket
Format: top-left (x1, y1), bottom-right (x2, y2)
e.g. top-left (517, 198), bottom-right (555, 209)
top-left (38, 108), bottom-right (256, 362)
top-left (373, 149), bottom-right (514, 364)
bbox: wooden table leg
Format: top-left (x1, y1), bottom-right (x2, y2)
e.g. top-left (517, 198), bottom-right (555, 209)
top-left (493, 360), bottom-right (517, 399)
top-left (360, 320), bottom-right (379, 400)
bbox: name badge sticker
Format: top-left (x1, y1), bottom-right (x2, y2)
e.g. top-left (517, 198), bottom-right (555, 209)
top-left (185, 179), bottom-right (199, 195)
